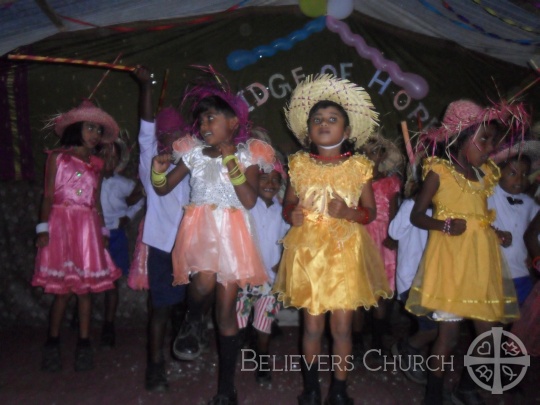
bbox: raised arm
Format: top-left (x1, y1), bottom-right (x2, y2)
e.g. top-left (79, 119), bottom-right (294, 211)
top-left (133, 66), bottom-right (154, 123)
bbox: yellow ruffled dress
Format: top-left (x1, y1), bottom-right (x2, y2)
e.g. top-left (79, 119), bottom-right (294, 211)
top-left (273, 152), bottom-right (392, 315)
top-left (406, 158), bottom-right (519, 323)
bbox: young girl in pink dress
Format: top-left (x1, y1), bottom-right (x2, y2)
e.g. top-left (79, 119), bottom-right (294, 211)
top-left (33, 100), bottom-right (122, 372)
top-left (354, 134), bottom-right (403, 357)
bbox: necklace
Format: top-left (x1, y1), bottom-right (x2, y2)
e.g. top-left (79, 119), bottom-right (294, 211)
top-left (309, 151), bottom-right (352, 161)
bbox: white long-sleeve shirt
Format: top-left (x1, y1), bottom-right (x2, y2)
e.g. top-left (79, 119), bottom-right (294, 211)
top-left (101, 174), bottom-right (145, 229)
top-left (388, 199), bottom-right (431, 297)
top-left (488, 185), bottom-right (539, 279)
top-left (139, 119), bottom-right (190, 252)
top-left (250, 197), bottom-right (290, 283)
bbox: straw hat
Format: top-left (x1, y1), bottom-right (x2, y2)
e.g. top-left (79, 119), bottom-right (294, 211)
top-left (423, 99), bottom-right (529, 145)
top-left (363, 133), bottom-right (405, 175)
top-left (54, 99), bottom-right (119, 143)
top-left (285, 74), bottom-right (378, 149)
top-left (491, 139), bottom-right (540, 167)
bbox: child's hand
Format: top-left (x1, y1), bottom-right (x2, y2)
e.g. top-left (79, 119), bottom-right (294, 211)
top-left (119, 216), bottom-right (130, 229)
top-left (290, 205), bottom-right (304, 227)
top-left (152, 154), bottom-right (172, 173)
top-left (495, 230), bottom-right (512, 248)
top-left (328, 192), bottom-right (350, 220)
top-left (446, 218), bottom-right (466, 236)
top-left (382, 236), bottom-right (398, 250)
top-left (36, 232), bottom-right (49, 248)
top-left (218, 141), bottom-right (237, 158)
top-left (133, 65), bottom-right (152, 86)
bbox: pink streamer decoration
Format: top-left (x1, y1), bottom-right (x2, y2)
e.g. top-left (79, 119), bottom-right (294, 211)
top-left (326, 16), bottom-right (429, 100)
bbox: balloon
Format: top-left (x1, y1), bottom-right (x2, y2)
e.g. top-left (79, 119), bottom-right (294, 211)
top-left (299, 0), bottom-right (326, 18)
top-left (327, 0), bottom-right (354, 19)
top-left (227, 17), bottom-right (326, 71)
top-left (326, 16), bottom-right (429, 100)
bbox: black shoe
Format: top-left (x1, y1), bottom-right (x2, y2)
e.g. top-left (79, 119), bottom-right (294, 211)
top-left (325, 392), bottom-right (354, 405)
top-left (256, 368), bottom-right (272, 384)
top-left (172, 317), bottom-right (207, 361)
top-left (41, 342), bottom-right (62, 372)
top-left (145, 361), bottom-right (169, 392)
top-left (298, 390), bottom-right (322, 405)
top-left (391, 340), bottom-right (427, 385)
top-left (74, 343), bottom-right (94, 371)
top-left (100, 323), bottom-right (116, 348)
top-left (208, 391), bottom-right (238, 405)
top-left (450, 388), bottom-right (485, 405)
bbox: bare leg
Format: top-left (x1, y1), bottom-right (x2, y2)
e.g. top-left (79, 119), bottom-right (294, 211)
top-left (329, 310), bottom-right (353, 381)
top-left (48, 294), bottom-right (71, 338)
top-left (77, 293), bottom-right (92, 339)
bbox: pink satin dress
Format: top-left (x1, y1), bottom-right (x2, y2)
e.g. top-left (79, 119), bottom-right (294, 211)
top-left (32, 152), bottom-right (121, 295)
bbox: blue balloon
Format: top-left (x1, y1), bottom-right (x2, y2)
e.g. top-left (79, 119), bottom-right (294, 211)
top-left (227, 16), bottom-right (326, 71)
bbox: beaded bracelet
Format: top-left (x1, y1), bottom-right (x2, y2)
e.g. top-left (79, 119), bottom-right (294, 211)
top-left (532, 256), bottom-right (540, 272)
top-left (151, 168), bottom-right (167, 188)
top-left (222, 155), bottom-right (237, 166)
top-left (442, 218), bottom-right (452, 234)
top-left (36, 222), bottom-right (49, 234)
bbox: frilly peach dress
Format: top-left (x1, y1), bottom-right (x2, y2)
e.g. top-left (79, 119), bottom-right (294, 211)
top-left (171, 137), bottom-right (274, 287)
top-left (273, 152), bottom-right (392, 315)
top-left (406, 158), bottom-right (519, 323)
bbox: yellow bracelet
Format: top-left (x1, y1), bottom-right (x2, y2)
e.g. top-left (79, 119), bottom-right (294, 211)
top-left (151, 169), bottom-right (167, 188)
top-left (228, 165), bottom-right (241, 177)
top-left (230, 173), bottom-right (247, 186)
top-left (222, 155), bottom-right (237, 166)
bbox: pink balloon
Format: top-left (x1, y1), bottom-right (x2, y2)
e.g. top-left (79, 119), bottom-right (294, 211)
top-left (326, 16), bottom-right (429, 100)
top-left (327, 0), bottom-right (354, 19)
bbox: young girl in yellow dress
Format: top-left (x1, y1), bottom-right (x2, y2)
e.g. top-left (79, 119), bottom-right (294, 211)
top-left (405, 99), bottom-right (522, 404)
top-left (274, 75), bottom-right (392, 405)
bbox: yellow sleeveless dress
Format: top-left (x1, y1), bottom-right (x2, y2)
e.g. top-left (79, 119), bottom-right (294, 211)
top-left (406, 158), bottom-right (519, 323)
top-left (273, 152), bottom-right (392, 315)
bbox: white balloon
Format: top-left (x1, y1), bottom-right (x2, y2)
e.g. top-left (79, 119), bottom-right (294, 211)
top-left (327, 0), bottom-right (354, 19)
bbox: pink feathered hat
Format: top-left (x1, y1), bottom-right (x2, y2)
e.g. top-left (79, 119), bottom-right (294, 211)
top-left (54, 99), bottom-right (119, 143)
top-left (418, 99), bottom-right (529, 153)
top-left (156, 107), bottom-right (185, 135)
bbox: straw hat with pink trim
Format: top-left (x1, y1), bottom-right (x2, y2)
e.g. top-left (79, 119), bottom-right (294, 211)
top-left (419, 99), bottom-right (530, 155)
top-left (491, 139), bottom-right (540, 167)
top-left (54, 99), bottom-right (119, 143)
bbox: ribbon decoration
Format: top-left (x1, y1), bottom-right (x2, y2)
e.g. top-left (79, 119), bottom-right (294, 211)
top-left (7, 54), bottom-right (136, 72)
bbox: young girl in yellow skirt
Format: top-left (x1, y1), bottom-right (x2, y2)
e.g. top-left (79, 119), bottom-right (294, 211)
top-left (273, 75), bottom-right (392, 405)
top-left (406, 99), bottom-right (523, 404)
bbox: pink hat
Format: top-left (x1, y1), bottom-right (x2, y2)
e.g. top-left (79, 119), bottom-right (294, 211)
top-left (424, 100), bottom-right (497, 144)
top-left (156, 107), bottom-right (185, 135)
top-left (418, 99), bottom-right (529, 155)
top-left (54, 99), bottom-right (119, 143)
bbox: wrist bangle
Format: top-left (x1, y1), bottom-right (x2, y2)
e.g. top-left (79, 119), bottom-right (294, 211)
top-left (36, 222), bottom-right (49, 234)
top-left (358, 207), bottom-right (370, 224)
top-left (222, 155), bottom-right (237, 166)
top-left (283, 204), bottom-right (296, 224)
top-left (151, 168), bottom-right (167, 188)
top-left (102, 227), bottom-right (110, 237)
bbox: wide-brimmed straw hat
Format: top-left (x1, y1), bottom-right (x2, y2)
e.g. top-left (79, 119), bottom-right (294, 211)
top-left (285, 74), bottom-right (378, 149)
top-left (422, 99), bottom-right (529, 146)
top-left (491, 139), bottom-right (540, 167)
top-left (54, 99), bottom-right (119, 143)
top-left (363, 133), bottom-right (405, 175)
